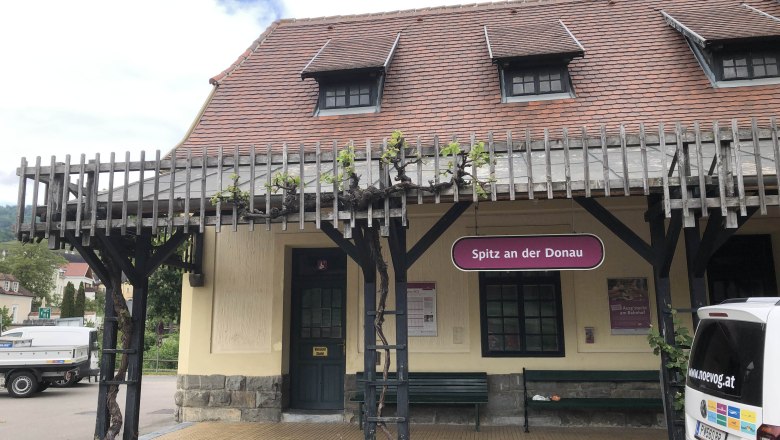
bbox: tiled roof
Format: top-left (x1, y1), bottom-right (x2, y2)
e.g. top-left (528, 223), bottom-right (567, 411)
top-left (177, 0), bottom-right (780, 156)
top-left (0, 273), bottom-right (34, 297)
top-left (485, 20), bottom-right (584, 60)
top-left (63, 262), bottom-right (91, 278)
top-left (662, 3), bottom-right (780, 47)
top-left (301, 33), bottom-right (401, 77)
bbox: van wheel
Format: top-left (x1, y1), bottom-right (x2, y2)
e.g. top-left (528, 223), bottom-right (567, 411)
top-left (51, 374), bottom-right (77, 388)
top-left (8, 372), bottom-right (39, 398)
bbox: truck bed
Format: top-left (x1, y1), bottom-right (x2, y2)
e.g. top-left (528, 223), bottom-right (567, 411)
top-left (0, 345), bottom-right (89, 369)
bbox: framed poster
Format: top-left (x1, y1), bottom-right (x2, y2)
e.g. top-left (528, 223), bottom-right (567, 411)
top-left (408, 282), bottom-right (437, 337)
top-left (607, 277), bottom-right (651, 335)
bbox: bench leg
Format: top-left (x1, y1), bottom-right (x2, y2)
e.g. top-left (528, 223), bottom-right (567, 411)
top-left (475, 403), bottom-right (480, 432)
top-left (359, 402), bottom-right (363, 430)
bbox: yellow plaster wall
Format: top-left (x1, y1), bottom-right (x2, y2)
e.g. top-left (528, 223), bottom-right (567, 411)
top-left (0, 294), bottom-right (32, 324)
top-left (178, 200), bottom-right (780, 377)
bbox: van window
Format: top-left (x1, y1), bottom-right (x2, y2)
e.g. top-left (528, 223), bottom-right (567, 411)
top-left (3, 332), bottom-right (22, 338)
top-left (687, 319), bottom-right (765, 406)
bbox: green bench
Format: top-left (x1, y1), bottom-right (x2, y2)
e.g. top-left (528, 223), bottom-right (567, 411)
top-left (352, 372), bottom-right (488, 431)
top-left (522, 368), bottom-right (664, 432)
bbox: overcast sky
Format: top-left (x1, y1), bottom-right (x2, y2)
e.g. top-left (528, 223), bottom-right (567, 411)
top-left (0, 0), bottom-right (495, 205)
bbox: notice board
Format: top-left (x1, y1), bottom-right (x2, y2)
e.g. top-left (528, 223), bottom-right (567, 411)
top-left (408, 282), bottom-right (437, 337)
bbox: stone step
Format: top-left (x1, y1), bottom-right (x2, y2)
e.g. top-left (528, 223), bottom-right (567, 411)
top-left (281, 411), bottom-right (344, 423)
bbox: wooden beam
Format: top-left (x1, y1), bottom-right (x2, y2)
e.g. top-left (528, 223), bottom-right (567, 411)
top-left (659, 211), bottom-right (682, 278)
top-left (96, 235), bottom-right (141, 286)
top-left (145, 229), bottom-right (188, 278)
top-left (64, 232), bottom-right (113, 290)
top-left (575, 197), bottom-right (655, 265)
top-left (320, 222), bottom-right (360, 264)
top-left (406, 202), bottom-right (472, 269)
top-left (692, 207), bottom-right (757, 277)
top-left (188, 233), bottom-right (204, 287)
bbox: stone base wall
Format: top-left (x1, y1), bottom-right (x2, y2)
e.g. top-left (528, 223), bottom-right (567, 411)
top-left (175, 374), bottom-right (284, 423)
top-left (344, 373), bottom-right (665, 428)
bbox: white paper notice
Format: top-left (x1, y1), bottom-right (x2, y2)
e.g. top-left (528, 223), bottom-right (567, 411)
top-left (408, 282), bottom-right (437, 337)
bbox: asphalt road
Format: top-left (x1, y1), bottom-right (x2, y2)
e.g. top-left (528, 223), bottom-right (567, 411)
top-left (0, 375), bottom-right (179, 440)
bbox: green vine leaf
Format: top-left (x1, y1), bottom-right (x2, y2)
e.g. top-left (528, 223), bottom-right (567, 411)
top-left (647, 310), bottom-right (692, 411)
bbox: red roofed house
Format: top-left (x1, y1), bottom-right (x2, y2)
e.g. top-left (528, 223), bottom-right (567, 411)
top-left (13, 0), bottom-right (780, 438)
top-left (52, 262), bottom-right (98, 301)
top-left (0, 274), bottom-right (35, 326)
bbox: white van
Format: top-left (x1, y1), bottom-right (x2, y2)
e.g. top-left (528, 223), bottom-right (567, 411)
top-left (0, 326), bottom-right (99, 386)
top-left (685, 298), bottom-right (780, 440)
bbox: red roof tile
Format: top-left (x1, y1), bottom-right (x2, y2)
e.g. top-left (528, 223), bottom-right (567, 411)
top-left (301, 33), bottom-right (400, 77)
top-left (662, 3), bottom-right (780, 46)
top-left (177, 0), bottom-right (780, 156)
top-left (486, 20), bottom-right (584, 60)
top-left (63, 262), bottom-right (91, 278)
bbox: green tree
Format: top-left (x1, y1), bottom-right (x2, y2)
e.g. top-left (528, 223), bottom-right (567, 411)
top-left (0, 240), bottom-right (66, 308)
top-left (93, 291), bottom-right (105, 316)
top-left (0, 306), bottom-right (12, 332)
top-left (74, 282), bottom-right (86, 318)
top-left (0, 205), bottom-right (23, 243)
top-left (61, 282), bottom-right (75, 318)
top-left (147, 266), bottom-right (182, 324)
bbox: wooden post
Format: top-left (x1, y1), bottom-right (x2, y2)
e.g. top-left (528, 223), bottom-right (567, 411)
top-left (123, 231), bottom-right (153, 440)
top-left (389, 219), bottom-right (409, 440)
top-left (648, 194), bottom-right (683, 440)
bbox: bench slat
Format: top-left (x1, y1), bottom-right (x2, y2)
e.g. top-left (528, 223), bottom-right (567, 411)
top-left (524, 370), bottom-right (659, 382)
top-left (526, 397), bottom-right (663, 410)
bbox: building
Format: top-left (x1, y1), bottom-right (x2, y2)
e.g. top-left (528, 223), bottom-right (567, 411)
top-left (0, 273), bottom-right (34, 326)
top-left (12, 0), bottom-right (780, 438)
top-left (52, 262), bottom-right (98, 301)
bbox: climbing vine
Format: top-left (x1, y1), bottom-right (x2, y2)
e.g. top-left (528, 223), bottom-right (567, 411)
top-left (647, 310), bottom-right (692, 411)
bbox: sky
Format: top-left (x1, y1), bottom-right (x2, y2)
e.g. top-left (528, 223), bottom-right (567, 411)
top-left (0, 0), bottom-right (496, 205)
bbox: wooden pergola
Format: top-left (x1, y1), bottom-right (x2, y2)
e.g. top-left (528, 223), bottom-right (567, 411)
top-left (14, 117), bottom-right (780, 440)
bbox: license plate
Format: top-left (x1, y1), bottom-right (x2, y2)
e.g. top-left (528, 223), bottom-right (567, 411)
top-left (696, 421), bottom-right (728, 440)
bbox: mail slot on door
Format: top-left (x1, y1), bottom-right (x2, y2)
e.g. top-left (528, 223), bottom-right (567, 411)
top-left (312, 346), bottom-right (328, 357)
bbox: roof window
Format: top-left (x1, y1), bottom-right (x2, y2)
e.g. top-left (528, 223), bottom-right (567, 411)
top-left (485, 20), bottom-right (584, 103)
top-left (662, 4), bottom-right (780, 87)
top-left (301, 33), bottom-right (400, 116)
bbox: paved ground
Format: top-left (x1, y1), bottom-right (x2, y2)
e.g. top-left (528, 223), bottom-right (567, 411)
top-left (156, 422), bottom-right (667, 440)
top-left (0, 375), bottom-right (178, 440)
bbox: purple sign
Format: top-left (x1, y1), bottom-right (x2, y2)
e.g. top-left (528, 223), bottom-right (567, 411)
top-left (451, 234), bottom-right (604, 271)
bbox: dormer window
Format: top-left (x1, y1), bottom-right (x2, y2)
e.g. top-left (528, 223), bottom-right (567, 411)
top-left (720, 52), bottom-right (779, 80)
top-left (320, 80), bottom-right (376, 109)
top-left (504, 65), bottom-right (570, 97)
top-left (485, 21), bottom-right (584, 103)
top-left (301, 33), bottom-right (400, 116)
top-left (662, 4), bottom-right (780, 88)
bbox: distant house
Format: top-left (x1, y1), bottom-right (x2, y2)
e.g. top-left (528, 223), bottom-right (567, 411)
top-left (0, 273), bottom-right (34, 325)
top-left (52, 262), bottom-right (98, 300)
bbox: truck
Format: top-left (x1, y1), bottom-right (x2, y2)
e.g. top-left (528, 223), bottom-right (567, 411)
top-left (0, 336), bottom-right (89, 397)
top-left (1, 326), bottom-right (99, 386)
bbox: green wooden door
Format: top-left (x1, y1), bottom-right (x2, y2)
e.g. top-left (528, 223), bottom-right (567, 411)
top-left (290, 249), bottom-right (347, 410)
